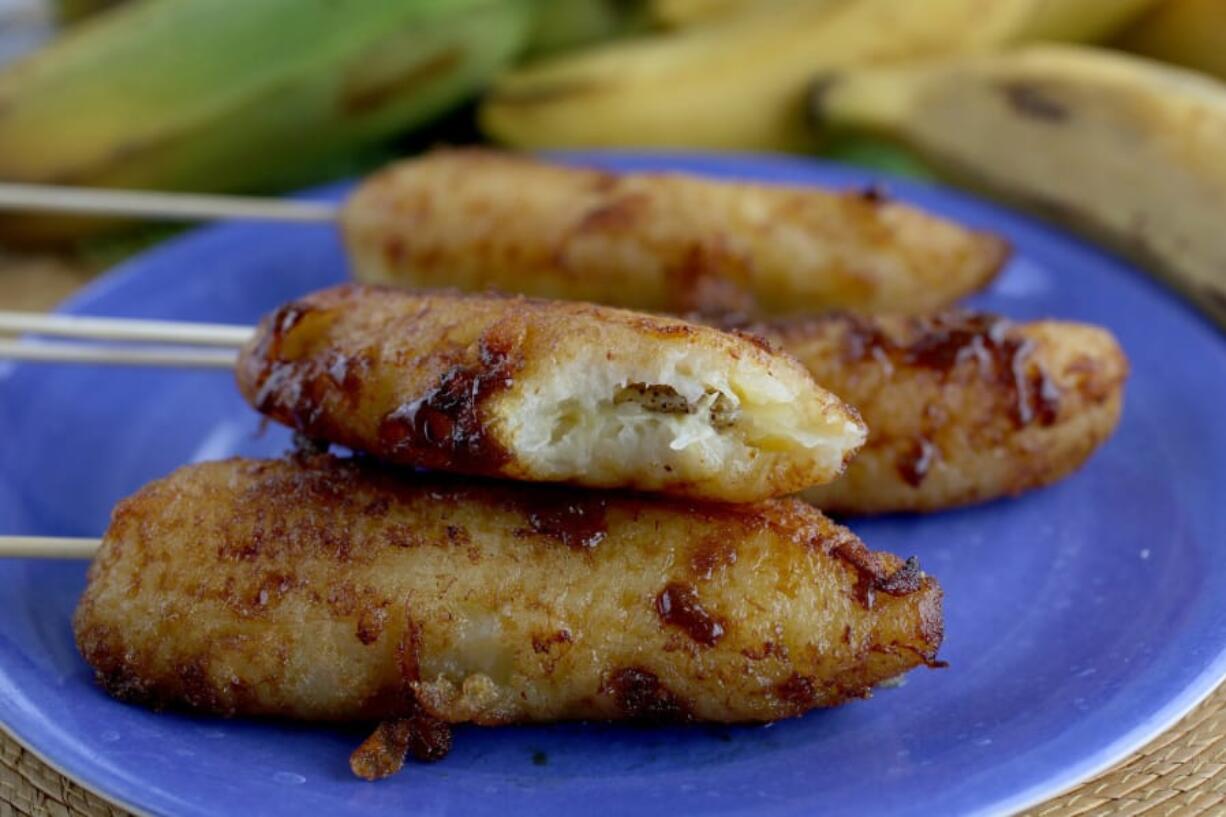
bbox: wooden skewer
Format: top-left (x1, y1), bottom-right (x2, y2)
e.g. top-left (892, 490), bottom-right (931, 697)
top-left (0, 311), bottom-right (253, 347)
top-left (0, 312), bottom-right (251, 368)
top-left (0, 315), bottom-right (262, 561)
top-left (0, 183), bottom-right (340, 223)
top-left (0, 340), bottom-right (238, 368)
top-left (0, 536), bottom-right (99, 560)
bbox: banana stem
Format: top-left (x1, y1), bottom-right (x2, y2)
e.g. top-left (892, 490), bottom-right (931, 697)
top-left (0, 183), bottom-right (339, 224)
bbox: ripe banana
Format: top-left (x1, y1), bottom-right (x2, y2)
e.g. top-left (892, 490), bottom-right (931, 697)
top-left (479, 0), bottom-right (1158, 152)
top-left (1113, 0), bottom-right (1226, 82)
top-left (810, 45), bottom-right (1226, 328)
top-left (0, 0), bottom-right (537, 243)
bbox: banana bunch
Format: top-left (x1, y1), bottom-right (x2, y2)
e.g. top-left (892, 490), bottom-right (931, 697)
top-left (809, 45), bottom-right (1226, 328)
top-left (0, 0), bottom-right (538, 242)
top-left (479, 0), bottom-right (1159, 152)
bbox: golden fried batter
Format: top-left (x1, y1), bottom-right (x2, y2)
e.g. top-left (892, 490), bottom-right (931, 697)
top-left (718, 311), bottom-right (1128, 514)
top-left (342, 149), bottom-right (1008, 316)
top-left (235, 285), bottom-right (865, 502)
top-left (73, 456), bottom-right (943, 730)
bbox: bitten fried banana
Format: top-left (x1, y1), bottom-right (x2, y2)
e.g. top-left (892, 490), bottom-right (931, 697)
top-left (235, 284), bottom-right (865, 502)
top-left (721, 311), bottom-right (1127, 513)
top-left (341, 149), bottom-right (1008, 316)
top-left (73, 456), bottom-right (944, 776)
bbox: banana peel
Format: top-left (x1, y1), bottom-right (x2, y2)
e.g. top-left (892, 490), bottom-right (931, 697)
top-left (810, 44), bottom-right (1226, 329)
top-left (0, 0), bottom-right (537, 244)
top-left (479, 0), bottom-right (1159, 152)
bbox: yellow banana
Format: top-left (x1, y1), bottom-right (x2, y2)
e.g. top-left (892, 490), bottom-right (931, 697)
top-left (1113, 0), bottom-right (1226, 81)
top-left (479, 0), bottom-right (1158, 152)
top-left (0, 0), bottom-right (537, 243)
top-left (810, 44), bottom-right (1226, 328)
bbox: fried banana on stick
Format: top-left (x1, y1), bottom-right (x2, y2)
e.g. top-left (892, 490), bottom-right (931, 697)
top-left (342, 149), bottom-right (1008, 316)
top-left (73, 456), bottom-right (944, 778)
top-left (235, 285), bottom-right (865, 502)
top-left (722, 311), bottom-right (1127, 514)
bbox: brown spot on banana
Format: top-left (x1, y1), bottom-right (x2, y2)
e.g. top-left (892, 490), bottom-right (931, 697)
top-left (1000, 81), bottom-right (1070, 123)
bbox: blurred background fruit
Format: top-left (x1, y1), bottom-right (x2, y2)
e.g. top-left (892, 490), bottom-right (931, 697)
top-left (478, 0), bottom-right (1158, 153)
top-left (0, 0), bottom-right (538, 243)
top-left (810, 44), bottom-right (1226, 328)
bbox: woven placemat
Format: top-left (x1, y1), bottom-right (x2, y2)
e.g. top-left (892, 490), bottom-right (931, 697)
top-left (2, 680), bottom-right (1224, 816)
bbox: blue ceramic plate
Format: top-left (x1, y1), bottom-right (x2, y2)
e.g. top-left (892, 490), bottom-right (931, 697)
top-left (2, 153), bottom-right (1225, 817)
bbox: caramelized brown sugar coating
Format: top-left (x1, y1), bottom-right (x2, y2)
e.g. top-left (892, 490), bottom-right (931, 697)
top-left (341, 148), bottom-right (1008, 316)
top-left (73, 456), bottom-right (943, 726)
top-left (718, 311), bottom-right (1128, 514)
top-left (235, 285), bottom-right (865, 502)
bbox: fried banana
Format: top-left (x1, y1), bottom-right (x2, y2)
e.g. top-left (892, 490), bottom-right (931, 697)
top-left (341, 149), bottom-right (1008, 316)
top-left (73, 456), bottom-right (944, 777)
top-left (235, 285), bottom-right (865, 502)
top-left (719, 311), bottom-right (1127, 514)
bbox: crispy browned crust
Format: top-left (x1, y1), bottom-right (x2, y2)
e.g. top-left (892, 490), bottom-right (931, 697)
top-left (342, 148), bottom-right (1007, 316)
top-left (73, 456), bottom-right (942, 725)
top-left (235, 284), bottom-right (863, 502)
top-left (236, 284), bottom-right (524, 477)
top-left (349, 708), bottom-right (452, 780)
top-left (717, 311), bottom-right (1128, 513)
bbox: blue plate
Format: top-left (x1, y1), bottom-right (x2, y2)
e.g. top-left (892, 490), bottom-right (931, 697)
top-left (2, 153), bottom-right (1225, 817)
